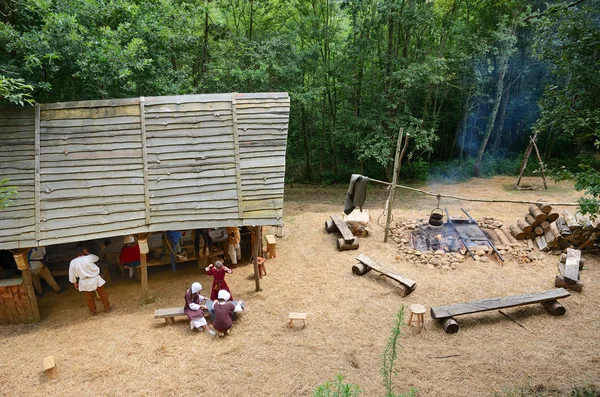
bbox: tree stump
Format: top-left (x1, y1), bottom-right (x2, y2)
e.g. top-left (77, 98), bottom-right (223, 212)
top-left (325, 220), bottom-right (337, 233)
top-left (351, 262), bottom-right (370, 276)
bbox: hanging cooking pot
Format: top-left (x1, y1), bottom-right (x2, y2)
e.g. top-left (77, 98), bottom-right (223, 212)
top-left (429, 195), bottom-right (444, 226)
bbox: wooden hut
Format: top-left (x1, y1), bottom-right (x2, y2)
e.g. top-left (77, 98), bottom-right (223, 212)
top-left (0, 92), bottom-right (289, 323)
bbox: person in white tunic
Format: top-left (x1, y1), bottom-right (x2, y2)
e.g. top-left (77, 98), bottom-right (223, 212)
top-left (69, 244), bottom-right (115, 316)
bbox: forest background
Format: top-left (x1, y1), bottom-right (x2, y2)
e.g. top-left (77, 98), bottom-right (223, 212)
top-left (1, 0), bottom-right (599, 214)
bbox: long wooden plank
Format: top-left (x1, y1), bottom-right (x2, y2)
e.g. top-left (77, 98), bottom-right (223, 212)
top-left (144, 93), bottom-right (232, 105)
top-left (40, 97), bottom-right (139, 110)
top-left (41, 105), bottom-right (140, 121)
top-left (356, 254), bottom-right (416, 289)
top-left (430, 288), bottom-right (571, 320)
top-left (145, 102), bottom-right (231, 113)
top-left (330, 215), bottom-right (355, 243)
top-left (139, 96), bottom-right (151, 227)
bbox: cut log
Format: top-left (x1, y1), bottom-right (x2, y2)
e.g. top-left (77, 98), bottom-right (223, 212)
top-left (494, 229), bottom-right (512, 246)
top-left (555, 275), bottom-right (584, 292)
top-left (547, 211), bottom-right (559, 223)
top-left (442, 318), bottom-right (459, 334)
top-left (544, 229), bottom-right (558, 248)
top-left (540, 221), bottom-right (550, 230)
top-left (562, 210), bottom-right (578, 230)
top-left (351, 262), bottom-right (371, 276)
top-left (534, 226), bottom-right (544, 236)
top-left (395, 284), bottom-right (409, 297)
top-left (503, 228), bottom-right (518, 244)
top-left (325, 220), bottom-right (337, 233)
top-left (579, 233), bottom-right (597, 250)
top-left (527, 239), bottom-right (534, 250)
top-left (541, 300), bottom-right (566, 316)
top-left (536, 200), bottom-right (552, 214)
top-left (535, 236), bottom-right (549, 252)
top-left (337, 237), bottom-right (359, 251)
top-left (576, 212), bottom-right (594, 231)
top-left (549, 222), bottom-right (561, 239)
top-left (510, 224), bottom-right (526, 240)
top-left (557, 237), bottom-right (572, 250)
top-left (527, 232), bottom-right (537, 240)
top-left (525, 213), bottom-right (539, 228)
top-left (564, 248), bottom-right (581, 283)
top-left (517, 219), bottom-right (533, 234)
top-left (555, 217), bottom-right (571, 236)
top-left (529, 205), bottom-right (547, 222)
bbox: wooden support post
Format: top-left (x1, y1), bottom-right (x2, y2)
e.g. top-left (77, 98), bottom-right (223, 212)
top-left (138, 233), bottom-right (150, 302)
top-left (14, 250), bottom-right (40, 322)
top-left (253, 226), bottom-right (261, 292)
top-left (384, 128), bottom-right (408, 243)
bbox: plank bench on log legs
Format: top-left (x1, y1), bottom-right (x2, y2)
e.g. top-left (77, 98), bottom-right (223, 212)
top-left (325, 215), bottom-right (359, 251)
top-left (154, 307), bottom-right (210, 326)
top-left (430, 288), bottom-right (571, 334)
top-left (352, 254), bottom-right (416, 297)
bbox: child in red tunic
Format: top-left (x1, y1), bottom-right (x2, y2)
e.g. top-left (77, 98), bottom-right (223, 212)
top-left (205, 260), bottom-right (232, 301)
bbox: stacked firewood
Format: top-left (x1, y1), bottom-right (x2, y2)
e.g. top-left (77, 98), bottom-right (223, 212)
top-left (510, 201), bottom-right (599, 252)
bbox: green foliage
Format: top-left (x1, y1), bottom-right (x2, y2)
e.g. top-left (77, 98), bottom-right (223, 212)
top-left (381, 306), bottom-right (417, 397)
top-left (533, 1), bottom-right (600, 218)
top-left (0, 74), bottom-right (33, 105)
top-left (312, 374), bottom-right (361, 397)
top-left (0, 179), bottom-right (17, 209)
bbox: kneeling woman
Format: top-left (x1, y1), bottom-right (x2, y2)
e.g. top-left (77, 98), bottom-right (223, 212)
top-left (184, 282), bottom-right (215, 336)
top-left (212, 290), bottom-right (244, 336)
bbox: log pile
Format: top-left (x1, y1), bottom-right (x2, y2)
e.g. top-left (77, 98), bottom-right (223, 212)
top-left (510, 201), bottom-right (599, 252)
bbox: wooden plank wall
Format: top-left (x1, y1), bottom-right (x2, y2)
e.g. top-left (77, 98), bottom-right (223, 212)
top-left (38, 99), bottom-right (147, 246)
top-left (144, 94), bottom-right (242, 231)
top-left (0, 93), bottom-right (289, 249)
top-left (0, 107), bottom-right (37, 249)
top-left (236, 93), bottom-right (288, 225)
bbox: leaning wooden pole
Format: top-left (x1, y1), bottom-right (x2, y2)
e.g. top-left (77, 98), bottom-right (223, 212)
top-left (531, 138), bottom-right (548, 189)
top-left (515, 132), bottom-right (537, 188)
top-left (384, 128), bottom-right (406, 243)
top-left (14, 249), bottom-right (40, 322)
top-left (253, 226), bottom-right (261, 292)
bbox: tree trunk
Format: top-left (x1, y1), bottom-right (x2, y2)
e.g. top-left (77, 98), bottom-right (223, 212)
top-left (474, 25), bottom-right (515, 176)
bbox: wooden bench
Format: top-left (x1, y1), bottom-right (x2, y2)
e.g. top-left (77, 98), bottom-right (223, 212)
top-left (430, 288), bottom-right (571, 334)
top-left (288, 312), bottom-right (307, 328)
top-left (325, 215), bottom-right (359, 251)
top-left (265, 234), bottom-right (277, 258)
top-left (155, 306), bottom-right (212, 326)
top-left (352, 254), bottom-right (416, 297)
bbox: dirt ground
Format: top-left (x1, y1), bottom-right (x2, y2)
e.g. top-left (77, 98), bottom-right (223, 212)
top-left (1, 176), bottom-right (599, 397)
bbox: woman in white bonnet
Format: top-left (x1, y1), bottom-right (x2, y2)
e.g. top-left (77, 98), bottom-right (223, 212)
top-left (184, 282), bottom-right (215, 335)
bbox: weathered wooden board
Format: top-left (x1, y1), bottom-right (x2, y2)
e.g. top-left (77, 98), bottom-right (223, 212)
top-left (430, 288), bottom-right (571, 320)
top-left (0, 92), bottom-right (288, 249)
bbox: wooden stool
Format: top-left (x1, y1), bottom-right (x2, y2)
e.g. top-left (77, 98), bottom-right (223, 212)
top-left (288, 312), bottom-right (306, 328)
top-left (265, 234), bottom-right (277, 258)
top-left (257, 257), bottom-right (267, 278)
top-left (408, 304), bottom-right (426, 333)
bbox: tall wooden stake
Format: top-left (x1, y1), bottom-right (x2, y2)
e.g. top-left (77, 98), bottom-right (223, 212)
top-left (137, 233), bottom-right (150, 302)
top-left (384, 128), bottom-right (405, 243)
top-left (253, 226), bottom-right (261, 292)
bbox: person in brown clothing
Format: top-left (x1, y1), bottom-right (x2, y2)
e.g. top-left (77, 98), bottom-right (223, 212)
top-left (226, 226), bottom-right (241, 265)
top-left (212, 290), bottom-right (243, 337)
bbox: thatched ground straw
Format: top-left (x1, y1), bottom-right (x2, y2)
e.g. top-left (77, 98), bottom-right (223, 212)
top-left (0, 177), bottom-right (598, 396)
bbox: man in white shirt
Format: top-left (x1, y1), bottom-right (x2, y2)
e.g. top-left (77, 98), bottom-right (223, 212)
top-left (69, 244), bottom-right (115, 316)
top-left (28, 247), bottom-right (67, 297)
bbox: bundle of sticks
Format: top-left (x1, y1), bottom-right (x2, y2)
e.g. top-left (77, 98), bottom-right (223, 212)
top-left (509, 201), bottom-right (599, 252)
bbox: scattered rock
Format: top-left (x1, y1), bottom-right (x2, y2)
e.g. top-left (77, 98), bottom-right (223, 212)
top-left (473, 255), bottom-right (480, 262)
top-left (480, 256), bottom-right (490, 263)
top-left (430, 257), bottom-right (442, 266)
top-left (452, 252), bottom-right (464, 260)
top-left (414, 251), bottom-right (422, 257)
top-left (426, 264), bottom-right (435, 270)
top-left (475, 250), bottom-right (486, 257)
top-left (400, 238), bottom-right (408, 244)
top-left (434, 250), bottom-right (445, 256)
